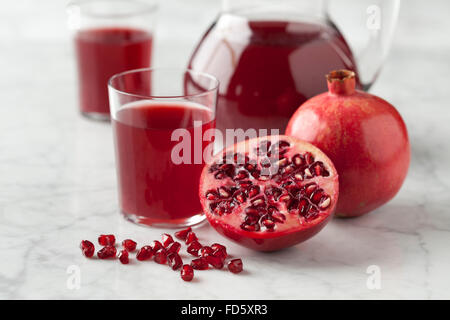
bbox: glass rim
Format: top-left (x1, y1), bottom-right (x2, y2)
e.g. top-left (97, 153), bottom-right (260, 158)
top-left (108, 67), bottom-right (220, 100)
top-left (67, 0), bottom-right (158, 19)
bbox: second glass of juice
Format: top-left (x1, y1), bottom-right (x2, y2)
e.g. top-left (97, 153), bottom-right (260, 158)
top-left (108, 68), bottom-right (219, 227)
top-left (67, 0), bottom-right (157, 120)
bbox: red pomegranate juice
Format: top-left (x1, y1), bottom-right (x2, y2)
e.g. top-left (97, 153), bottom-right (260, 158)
top-left (189, 20), bottom-right (360, 134)
top-left (75, 27), bottom-right (152, 116)
top-left (112, 101), bottom-right (215, 225)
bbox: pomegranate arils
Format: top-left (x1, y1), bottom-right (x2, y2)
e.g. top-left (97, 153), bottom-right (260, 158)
top-left (175, 227), bottom-right (192, 241)
top-left (187, 241), bottom-right (202, 257)
top-left (97, 245), bottom-right (117, 259)
top-left (154, 249), bottom-right (167, 264)
top-left (80, 240), bottom-right (95, 258)
top-left (122, 239), bottom-right (137, 252)
top-left (181, 264), bottom-right (194, 281)
top-left (136, 246), bottom-right (153, 261)
top-left (211, 243), bottom-right (227, 253)
top-left (151, 240), bottom-right (163, 252)
top-left (98, 234), bottom-right (115, 246)
top-left (162, 233), bottom-right (174, 248)
top-left (118, 250), bottom-right (129, 264)
top-left (191, 258), bottom-right (209, 270)
top-left (228, 259), bottom-right (243, 274)
top-left (199, 246), bottom-right (214, 257)
top-left (206, 255), bottom-right (224, 269)
top-left (166, 241), bottom-right (181, 255)
top-left (167, 253), bottom-right (183, 270)
top-left (185, 232), bottom-right (198, 245)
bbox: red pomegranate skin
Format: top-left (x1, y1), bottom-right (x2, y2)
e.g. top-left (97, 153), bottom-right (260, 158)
top-left (286, 70), bottom-right (410, 217)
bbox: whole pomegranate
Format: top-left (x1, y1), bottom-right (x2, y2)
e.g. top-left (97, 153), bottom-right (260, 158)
top-left (199, 135), bottom-right (339, 251)
top-left (286, 70), bottom-right (410, 217)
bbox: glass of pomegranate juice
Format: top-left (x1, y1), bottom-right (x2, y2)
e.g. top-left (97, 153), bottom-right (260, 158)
top-left (67, 0), bottom-right (157, 120)
top-left (108, 68), bottom-right (219, 227)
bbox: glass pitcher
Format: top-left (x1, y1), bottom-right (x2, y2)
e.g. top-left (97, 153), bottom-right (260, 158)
top-left (188, 0), bottom-right (400, 136)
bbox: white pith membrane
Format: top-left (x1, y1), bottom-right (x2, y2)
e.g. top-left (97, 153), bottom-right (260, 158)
top-left (201, 136), bottom-right (338, 235)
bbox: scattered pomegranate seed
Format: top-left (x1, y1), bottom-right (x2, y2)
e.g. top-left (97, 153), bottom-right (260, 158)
top-left (175, 227), bottom-right (192, 241)
top-left (187, 241), bottom-right (202, 257)
top-left (206, 255), bottom-right (224, 269)
top-left (166, 241), bottom-right (181, 255)
top-left (80, 240), bottom-right (95, 258)
top-left (118, 250), bottom-right (129, 264)
top-left (185, 232), bottom-right (198, 245)
top-left (228, 259), bottom-right (243, 274)
top-left (150, 240), bottom-right (163, 252)
top-left (136, 246), bottom-right (153, 261)
top-left (181, 264), bottom-right (194, 281)
top-left (167, 253), bottom-right (183, 270)
top-left (97, 245), bottom-right (117, 259)
top-left (199, 246), bottom-right (214, 257)
top-left (191, 257), bottom-right (209, 270)
top-left (98, 234), bottom-right (115, 246)
top-left (122, 239), bottom-right (137, 252)
top-left (82, 233), bottom-right (245, 282)
top-left (212, 249), bottom-right (227, 262)
top-left (162, 233), bottom-right (174, 248)
top-left (154, 249), bottom-right (167, 264)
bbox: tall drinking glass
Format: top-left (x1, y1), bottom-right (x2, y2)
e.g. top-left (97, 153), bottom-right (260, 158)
top-left (67, 0), bottom-right (158, 120)
top-left (108, 68), bottom-right (219, 227)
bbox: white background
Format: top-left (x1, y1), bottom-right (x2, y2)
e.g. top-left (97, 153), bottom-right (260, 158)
top-left (0, 0), bottom-right (449, 299)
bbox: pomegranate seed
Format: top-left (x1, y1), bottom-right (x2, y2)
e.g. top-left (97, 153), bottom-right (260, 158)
top-left (151, 240), bottom-right (163, 252)
top-left (167, 253), bottom-right (183, 270)
top-left (271, 212), bottom-right (286, 223)
top-left (299, 198), bottom-right (309, 214)
top-left (262, 219), bottom-right (275, 229)
top-left (97, 245), bottom-right (117, 259)
top-left (319, 196), bottom-right (331, 209)
top-left (136, 246), bottom-right (153, 261)
top-left (304, 152), bottom-right (314, 165)
top-left (206, 190), bottom-right (219, 200)
top-left (305, 183), bottom-right (317, 196)
top-left (228, 259), bottom-right (243, 274)
top-left (311, 189), bottom-right (324, 204)
top-left (185, 232), bottom-right (198, 245)
top-left (174, 227), bottom-right (192, 241)
top-left (279, 194), bottom-right (291, 202)
top-left (154, 249), bottom-right (167, 264)
top-left (191, 258), bottom-right (209, 270)
top-left (211, 243), bottom-right (227, 253)
top-left (247, 185), bottom-right (260, 198)
top-left (162, 233), bottom-right (174, 248)
top-left (212, 249), bottom-right (227, 262)
top-left (181, 264), bottom-right (194, 282)
top-left (166, 241), bottom-right (181, 255)
top-left (206, 255), bottom-right (224, 269)
top-left (118, 250), bottom-right (129, 264)
top-left (80, 240), bottom-right (95, 258)
top-left (304, 168), bottom-right (313, 178)
top-left (292, 154), bottom-right (303, 166)
top-left (122, 239), bottom-right (137, 252)
top-left (294, 173), bottom-right (303, 181)
top-left (187, 241), bottom-right (202, 257)
top-left (218, 186), bottom-right (230, 198)
top-left (98, 234), bottom-right (115, 246)
top-left (199, 246), bottom-right (214, 257)
top-left (234, 170), bottom-right (249, 180)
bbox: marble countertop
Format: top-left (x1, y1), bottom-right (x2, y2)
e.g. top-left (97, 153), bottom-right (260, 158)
top-left (1, 0), bottom-right (449, 299)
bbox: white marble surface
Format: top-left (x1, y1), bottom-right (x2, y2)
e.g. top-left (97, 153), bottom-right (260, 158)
top-left (1, 0), bottom-right (450, 299)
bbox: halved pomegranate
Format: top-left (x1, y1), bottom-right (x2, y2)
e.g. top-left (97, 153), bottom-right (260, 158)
top-left (199, 135), bottom-right (339, 251)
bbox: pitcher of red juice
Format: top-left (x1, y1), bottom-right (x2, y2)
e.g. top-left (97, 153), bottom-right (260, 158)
top-left (188, 0), bottom-right (400, 139)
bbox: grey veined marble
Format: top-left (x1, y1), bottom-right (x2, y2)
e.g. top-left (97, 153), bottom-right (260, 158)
top-left (0, 0), bottom-right (449, 299)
